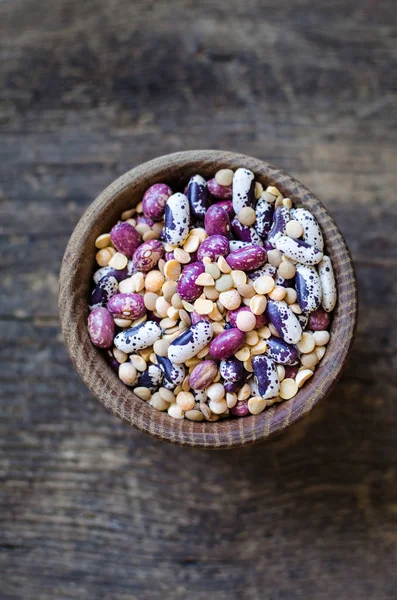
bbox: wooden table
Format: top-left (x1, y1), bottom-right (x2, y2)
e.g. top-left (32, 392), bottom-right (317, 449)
top-left (1, 1), bottom-right (396, 598)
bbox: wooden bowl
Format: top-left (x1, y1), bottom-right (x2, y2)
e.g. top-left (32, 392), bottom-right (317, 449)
top-left (59, 150), bottom-right (358, 448)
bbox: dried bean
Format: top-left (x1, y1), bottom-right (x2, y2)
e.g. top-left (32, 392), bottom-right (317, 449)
top-left (133, 239), bottom-right (164, 272)
top-left (189, 360), bottom-right (218, 390)
top-left (231, 217), bottom-right (263, 246)
top-left (275, 236), bottom-right (323, 266)
top-left (220, 357), bottom-right (245, 383)
top-left (107, 293), bottom-right (146, 320)
top-left (142, 183), bottom-right (173, 220)
top-left (207, 178), bottom-right (232, 199)
top-left (88, 307), bottom-right (115, 348)
top-left (177, 262), bottom-right (205, 302)
top-left (226, 245), bottom-right (267, 271)
top-left (164, 193), bottom-right (190, 245)
top-left (197, 235), bottom-right (229, 262)
top-left (266, 299), bottom-right (302, 345)
top-left (89, 275), bottom-right (118, 310)
top-left (110, 222), bottom-right (141, 258)
top-left (308, 307), bottom-right (331, 331)
top-left (266, 336), bottom-right (299, 365)
top-left (168, 321), bottom-right (213, 364)
top-left (187, 175), bottom-right (208, 218)
top-left (267, 207), bottom-right (290, 247)
top-left (209, 328), bottom-right (245, 360)
top-left (114, 321), bottom-right (162, 353)
top-left (205, 204), bottom-right (230, 237)
top-left (232, 168), bottom-right (255, 214)
top-left (318, 255), bottom-right (337, 312)
top-left (252, 355), bottom-right (280, 399)
top-left (291, 207), bottom-right (324, 251)
top-left (295, 264), bottom-right (322, 312)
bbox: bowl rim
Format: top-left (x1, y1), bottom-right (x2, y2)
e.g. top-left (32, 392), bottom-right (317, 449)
top-left (59, 150), bottom-right (358, 449)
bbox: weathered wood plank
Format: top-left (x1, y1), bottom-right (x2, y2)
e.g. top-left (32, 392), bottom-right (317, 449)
top-left (0, 0), bottom-right (396, 597)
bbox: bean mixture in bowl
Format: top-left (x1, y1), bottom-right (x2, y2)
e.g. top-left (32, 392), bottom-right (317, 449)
top-left (88, 168), bottom-right (337, 421)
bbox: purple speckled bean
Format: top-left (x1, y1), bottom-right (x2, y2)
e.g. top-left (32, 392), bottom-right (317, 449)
top-left (177, 262), bottom-right (205, 302)
top-left (165, 251), bottom-right (174, 261)
top-left (295, 264), bottom-right (322, 312)
top-left (104, 349), bottom-right (120, 372)
top-left (266, 336), bottom-right (299, 365)
top-left (226, 245), bottom-right (267, 271)
top-left (197, 235), bottom-right (229, 262)
top-left (88, 307), bottom-right (115, 348)
top-left (284, 365), bottom-right (300, 380)
top-left (132, 239), bottom-right (164, 272)
top-left (224, 381), bottom-right (241, 393)
top-left (231, 217), bottom-right (263, 246)
top-left (191, 310), bottom-right (211, 325)
top-left (207, 178), bottom-right (232, 199)
top-left (89, 275), bottom-right (118, 310)
top-left (267, 207), bottom-right (290, 248)
top-left (138, 364), bottom-right (163, 391)
top-left (266, 299), bottom-right (302, 345)
top-left (142, 183), bottom-right (173, 221)
top-left (93, 265), bottom-right (128, 284)
top-left (189, 360), bottom-right (218, 390)
top-left (110, 222), bottom-right (141, 258)
top-left (136, 214), bottom-right (155, 227)
top-left (214, 199), bottom-right (234, 219)
top-left (248, 263), bottom-right (276, 282)
top-left (308, 307), bottom-right (331, 331)
top-left (187, 174), bottom-right (208, 218)
top-left (209, 328), bottom-right (245, 360)
top-left (230, 400), bottom-right (249, 417)
top-left (204, 204), bottom-right (230, 237)
top-left (255, 197), bottom-right (274, 238)
top-left (107, 293), bottom-right (146, 320)
top-left (220, 357), bottom-right (245, 382)
top-left (252, 355), bottom-right (280, 399)
top-left (227, 306), bottom-right (267, 328)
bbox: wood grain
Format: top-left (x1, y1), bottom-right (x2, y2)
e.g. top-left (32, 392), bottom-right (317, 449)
top-left (0, 0), bottom-right (396, 598)
top-left (59, 150), bottom-right (358, 448)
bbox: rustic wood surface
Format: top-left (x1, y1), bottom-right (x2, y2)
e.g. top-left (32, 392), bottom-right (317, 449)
top-left (0, 0), bottom-right (396, 598)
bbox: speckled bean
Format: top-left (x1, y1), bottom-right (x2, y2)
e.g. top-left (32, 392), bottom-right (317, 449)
top-left (295, 264), bottom-right (322, 312)
top-left (267, 207), bottom-right (290, 248)
top-left (219, 357), bottom-right (245, 382)
top-left (138, 363), bottom-right (163, 391)
top-left (226, 245), bottom-right (267, 271)
top-left (205, 204), bottom-right (230, 237)
top-left (255, 197), bottom-right (274, 238)
top-left (275, 236), bottom-right (323, 265)
top-left (197, 235), bottom-right (229, 262)
top-left (168, 321), bottom-right (213, 364)
top-left (136, 214), bottom-right (155, 228)
top-left (107, 293), bottom-right (146, 320)
top-left (252, 355), bottom-right (280, 399)
top-left (164, 193), bottom-right (190, 245)
top-left (247, 263), bottom-right (277, 282)
top-left (209, 328), bottom-right (245, 360)
top-left (132, 239), bottom-right (164, 272)
top-left (229, 240), bottom-right (250, 251)
top-left (156, 355), bottom-right (186, 385)
top-left (266, 299), bottom-right (302, 345)
top-left (189, 360), bottom-right (218, 390)
top-left (291, 208), bottom-right (324, 251)
top-left (88, 307), bottom-right (115, 348)
top-left (177, 262), bottom-right (205, 302)
top-left (231, 217), bottom-right (263, 246)
top-left (190, 310), bottom-right (211, 325)
top-left (142, 183), bottom-right (173, 220)
top-left (207, 178), bottom-right (232, 199)
top-left (318, 255), bottom-right (337, 312)
top-left (215, 199), bottom-right (234, 219)
top-left (308, 307), bottom-right (331, 331)
top-left (89, 274), bottom-right (118, 310)
top-left (187, 174), bottom-right (208, 218)
top-left (93, 265), bottom-right (128, 284)
top-left (110, 222), bottom-right (141, 258)
top-left (284, 364), bottom-right (300, 380)
top-left (266, 335), bottom-right (299, 365)
top-left (114, 321), bottom-right (162, 353)
top-left (232, 168), bottom-right (255, 214)
top-left (230, 400), bottom-right (249, 417)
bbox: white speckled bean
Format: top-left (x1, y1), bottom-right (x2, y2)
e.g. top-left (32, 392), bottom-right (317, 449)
top-left (229, 240), bottom-right (250, 251)
top-left (252, 355), bottom-right (280, 399)
top-left (168, 321), bottom-right (213, 364)
top-left (164, 193), bottom-right (190, 245)
top-left (114, 321), bottom-right (162, 353)
top-left (291, 208), bottom-right (324, 251)
top-left (295, 264), bottom-right (322, 312)
top-left (318, 255), bottom-right (337, 312)
top-left (275, 235), bottom-right (323, 265)
top-left (266, 299), bottom-right (302, 345)
top-left (232, 168), bottom-right (255, 214)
